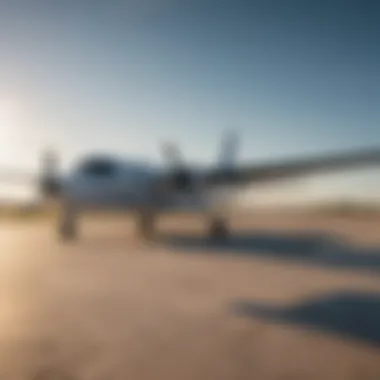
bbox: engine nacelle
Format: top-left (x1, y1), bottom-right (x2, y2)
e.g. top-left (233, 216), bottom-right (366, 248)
top-left (170, 169), bottom-right (194, 192)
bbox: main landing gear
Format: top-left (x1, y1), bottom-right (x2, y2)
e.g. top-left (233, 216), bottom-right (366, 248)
top-left (58, 203), bottom-right (78, 242)
top-left (208, 217), bottom-right (230, 240)
top-left (136, 208), bottom-right (156, 240)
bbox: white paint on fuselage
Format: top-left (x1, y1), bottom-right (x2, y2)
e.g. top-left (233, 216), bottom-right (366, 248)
top-left (63, 157), bottom-right (159, 210)
top-left (59, 155), bottom-right (236, 213)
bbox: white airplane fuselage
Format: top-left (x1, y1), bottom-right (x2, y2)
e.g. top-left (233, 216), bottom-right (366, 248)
top-left (60, 156), bottom-right (216, 213)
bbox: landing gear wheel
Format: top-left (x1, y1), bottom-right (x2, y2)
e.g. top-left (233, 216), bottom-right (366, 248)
top-left (59, 221), bottom-right (77, 242)
top-left (208, 218), bottom-right (229, 240)
top-left (137, 209), bottom-right (156, 240)
top-left (58, 205), bottom-right (78, 242)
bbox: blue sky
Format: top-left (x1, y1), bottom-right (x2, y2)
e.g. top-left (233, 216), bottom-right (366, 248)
top-left (0, 0), bottom-right (379, 201)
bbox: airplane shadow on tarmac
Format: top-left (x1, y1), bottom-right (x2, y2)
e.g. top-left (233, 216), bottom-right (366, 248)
top-left (160, 230), bottom-right (380, 275)
top-left (231, 290), bottom-right (380, 348)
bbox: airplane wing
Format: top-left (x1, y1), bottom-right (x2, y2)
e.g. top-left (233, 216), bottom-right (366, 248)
top-left (205, 147), bottom-right (380, 186)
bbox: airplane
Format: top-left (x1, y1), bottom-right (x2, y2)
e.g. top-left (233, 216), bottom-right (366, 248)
top-left (2, 131), bottom-right (380, 241)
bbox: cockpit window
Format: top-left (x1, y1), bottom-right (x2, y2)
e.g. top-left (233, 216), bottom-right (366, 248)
top-left (80, 158), bottom-right (117, 177)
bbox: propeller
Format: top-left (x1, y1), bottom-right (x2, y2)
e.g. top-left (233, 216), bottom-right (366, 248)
top-left (0, 148), bottom-right (62, 198)
top-left (39, 148), bottom-right (62, 199)
top-left (161, 130), bottom-right (240, 193)
top-left (0, 147), bottom-right (62, 206)
top-left (217, 130), bottom-right (239, 174)
top-left (161, 142), bottom-right (194, 191)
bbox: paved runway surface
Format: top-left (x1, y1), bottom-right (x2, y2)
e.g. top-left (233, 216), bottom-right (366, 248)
top-left (1, 213), bottom-right (380, 380)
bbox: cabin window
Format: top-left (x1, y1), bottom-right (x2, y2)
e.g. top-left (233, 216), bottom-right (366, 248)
top-left (80, 159), bottom-right (117, 177)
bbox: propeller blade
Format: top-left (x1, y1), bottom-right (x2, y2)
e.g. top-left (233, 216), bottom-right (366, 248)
top-left (41, 148), bottom-right (59, 174)
top-left (161, 142), bottom-right (185, 169)
top-left (0, 147), bottom-right (62, 201)
top-left (159, 141), bottom-right (196, 192)
top-left (40, 147), bottom-right (61, 198)
top-left (218, 130), bottom-right (239, 171)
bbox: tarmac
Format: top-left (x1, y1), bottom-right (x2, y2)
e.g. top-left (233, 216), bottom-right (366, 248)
top-left (0, 212), bottom-right (380, 380)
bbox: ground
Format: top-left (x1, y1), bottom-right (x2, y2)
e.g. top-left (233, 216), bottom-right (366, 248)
top-left (0, 212), bottom-right (380, 380)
